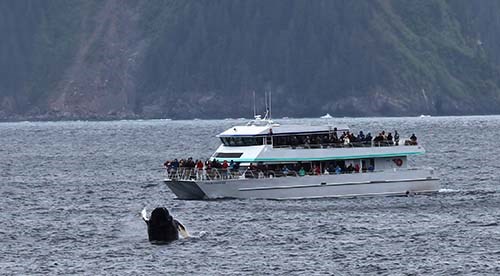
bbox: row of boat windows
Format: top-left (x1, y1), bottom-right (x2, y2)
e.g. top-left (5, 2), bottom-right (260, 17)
top-left (220, 133), bottom-right (332, 147)
top-left (220, 137), bottom-right (264, 146)
top-left (257, 159), bottom-right (377, 174)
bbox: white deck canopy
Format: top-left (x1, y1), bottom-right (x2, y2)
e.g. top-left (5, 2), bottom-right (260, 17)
top-left (218, 124), bottom-right (349, 137)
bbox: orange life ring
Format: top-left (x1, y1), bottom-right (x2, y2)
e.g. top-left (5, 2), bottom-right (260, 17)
top-left (393, 158), bottom-right (403, 167)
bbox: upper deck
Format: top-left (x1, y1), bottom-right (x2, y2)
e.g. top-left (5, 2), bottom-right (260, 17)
top-left (212, 120), bottom-right (422, 163)
top-left (217, 123), bottom-right (349, 137)
top-left (212, 143), bottom-right (424, 163)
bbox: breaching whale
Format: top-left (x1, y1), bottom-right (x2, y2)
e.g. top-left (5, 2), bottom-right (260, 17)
top-left (142, 207), bottom-right (189, 243)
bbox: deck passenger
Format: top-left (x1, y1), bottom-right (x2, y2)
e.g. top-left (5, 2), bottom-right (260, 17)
top-left (358, 131), bottom-right (365, 141)
top-left (335, 165), bottom-right (342, 175)
top-left (258, 171), bottom-right (265, 178)
top-left (172, 159), bottom-right (179, 171)
top-left (291, 136), bottom-right (299, 148)
top-left (304, 136), bottom-right (311, 148)
top-left (330, 132), bottom-right (339, 144)
top-left (347, 164), bottom-right (354, 173)
top-left (365, 133), bottom-right (372, 142)
top-left (394, 131), bottom-right (400, 146)
top-left (387, 133), bottom-right (393, 145)
top-left (373, 133), bottom-right (384, 146)
top-left (294, 162), bottom-right (302, 172)
top-left (233, 162), bottom-right (240, 173)
top-left (222, 160), bottom-right (229, 178)
top-left (350, 134), bottom-right (357, 144)
top-left (186, 157), bottom-right (195, 168)
top-left (196, 160), bottom-right (204, 170)
top-left (312, 165), bottom-right (321, 175)
top-left (299, 167), bottom-right (306, 176)
top-left (163, 160), bottom-right (171, 172)
top-left (410, 133), bottom-right (417, 142)
top-left (318, 135), bottom-right (324, 144)
top-left (344, 136), bottom-right (350, 145)
top-left (322, 135), bottom-right (329, 147)
top-left (282, 166), bottom-right (290, 176)
top-left (405, 133), bottom-right (418, 145)
top-left (196, 160), bottom-right (204, 179)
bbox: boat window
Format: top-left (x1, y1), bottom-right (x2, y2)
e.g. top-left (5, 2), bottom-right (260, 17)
top-left (273, 133), bottom-right (330, 147)
top-left (215, 152), bottom-right (243, 158)
top-left (220, 137), bottom-right (264, 146)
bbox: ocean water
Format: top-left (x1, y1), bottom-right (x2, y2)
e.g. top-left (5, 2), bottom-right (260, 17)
top-left (1, 116), bottom-right (499, 275)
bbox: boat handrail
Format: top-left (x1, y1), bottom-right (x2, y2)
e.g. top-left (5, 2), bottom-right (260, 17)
top-left (164, 166), bottom-right (429, 181)
top-left (272, 140), bottom-right (418, 149)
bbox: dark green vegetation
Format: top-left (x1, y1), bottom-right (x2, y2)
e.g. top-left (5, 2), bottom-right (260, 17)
top-left (1, 0), bottom-right (500, 120)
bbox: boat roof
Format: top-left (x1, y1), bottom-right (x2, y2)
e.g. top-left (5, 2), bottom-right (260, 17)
top-left (218, 124), bottom-right (349, 137)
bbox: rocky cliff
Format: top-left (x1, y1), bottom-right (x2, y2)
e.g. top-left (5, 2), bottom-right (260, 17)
top-left (1, 0), bottom-right (500, 120)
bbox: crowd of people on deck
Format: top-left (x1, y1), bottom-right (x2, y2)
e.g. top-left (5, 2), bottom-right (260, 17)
top-left (163, 130), bottom-right (418, 179)
top-left (164, 158), bottom-right (376, 180)
top-left (268, 162), bottom-right (375, 177)
top-left (163, 158), bottom-right (241, 175)
top-left (274, 128), bottom-right (417, 148)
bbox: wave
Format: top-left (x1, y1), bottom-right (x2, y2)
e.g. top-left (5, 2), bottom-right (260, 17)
top-left (438, 188), bottom-right (459, 193)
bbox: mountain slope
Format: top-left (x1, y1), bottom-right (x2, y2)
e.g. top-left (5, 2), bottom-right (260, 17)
top-left (1, 0), bottom-right (500, 120)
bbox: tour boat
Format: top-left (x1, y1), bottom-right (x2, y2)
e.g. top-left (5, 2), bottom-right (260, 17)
top-left (164, 116), bottom-right (439, 200)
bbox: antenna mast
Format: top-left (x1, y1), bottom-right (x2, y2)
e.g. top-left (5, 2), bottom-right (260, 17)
top-left (253, 90), bottom-right (256, 118)
top-left (269, 90), bottom-right (272, 120)
top-left (265, 91), bottom-right (268, 111)
top-left (264, 90), bottom-right (269, 119)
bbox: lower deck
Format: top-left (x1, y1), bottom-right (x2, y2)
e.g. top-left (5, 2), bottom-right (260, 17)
top-left (165, 167), bottom-right (439, 200)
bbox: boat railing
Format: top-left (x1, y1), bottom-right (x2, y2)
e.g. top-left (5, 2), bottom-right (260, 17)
top-left (272, 140), bottom-right (417, 149)
top-left (166, 168), bottom-right (247, 181)
top-left (165, 166), bottom-right (429, 181)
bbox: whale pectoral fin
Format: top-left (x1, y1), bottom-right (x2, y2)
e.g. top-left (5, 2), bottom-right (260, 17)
top-left (175, 220), bottom-right (190, 238)
top-left (141, 208), bottom-right (149, 222)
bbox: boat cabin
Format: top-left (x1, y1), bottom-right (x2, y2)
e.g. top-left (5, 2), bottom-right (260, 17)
top-left (218, 124), bottom-right (349, 147)
top-left (212, 122), bottom-right (417, 176)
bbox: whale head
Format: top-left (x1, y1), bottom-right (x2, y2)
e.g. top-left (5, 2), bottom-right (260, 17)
top-left (144, 207), bottom-right (179, 243)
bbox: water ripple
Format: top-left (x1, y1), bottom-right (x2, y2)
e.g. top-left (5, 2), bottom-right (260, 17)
top-left (1, 116), bottom-right (500, 274)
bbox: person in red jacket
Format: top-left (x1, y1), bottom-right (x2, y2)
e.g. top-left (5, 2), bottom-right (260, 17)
top-left (222, 160), bottom-right (229, 178)
top-left (196, 160), bottom-right (204, 179)
top-left (354, 163), bottom-right (360, 173)
top-left (313, 165), bottom-right (321, 175)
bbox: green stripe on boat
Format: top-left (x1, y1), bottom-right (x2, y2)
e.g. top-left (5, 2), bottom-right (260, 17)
top-left (210, 151), bottom-right (423, 162)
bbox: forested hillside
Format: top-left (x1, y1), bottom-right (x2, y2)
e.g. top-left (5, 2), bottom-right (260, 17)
top-left (1, 0), bottom-right (500, 120)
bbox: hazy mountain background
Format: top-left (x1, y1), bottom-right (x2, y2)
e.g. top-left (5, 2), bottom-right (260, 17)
top-left (2, 0), bottom-right (500, 120)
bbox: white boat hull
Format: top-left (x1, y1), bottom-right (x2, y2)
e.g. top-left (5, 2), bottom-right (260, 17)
top-left (165, 168), bottom-right (439, 200)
